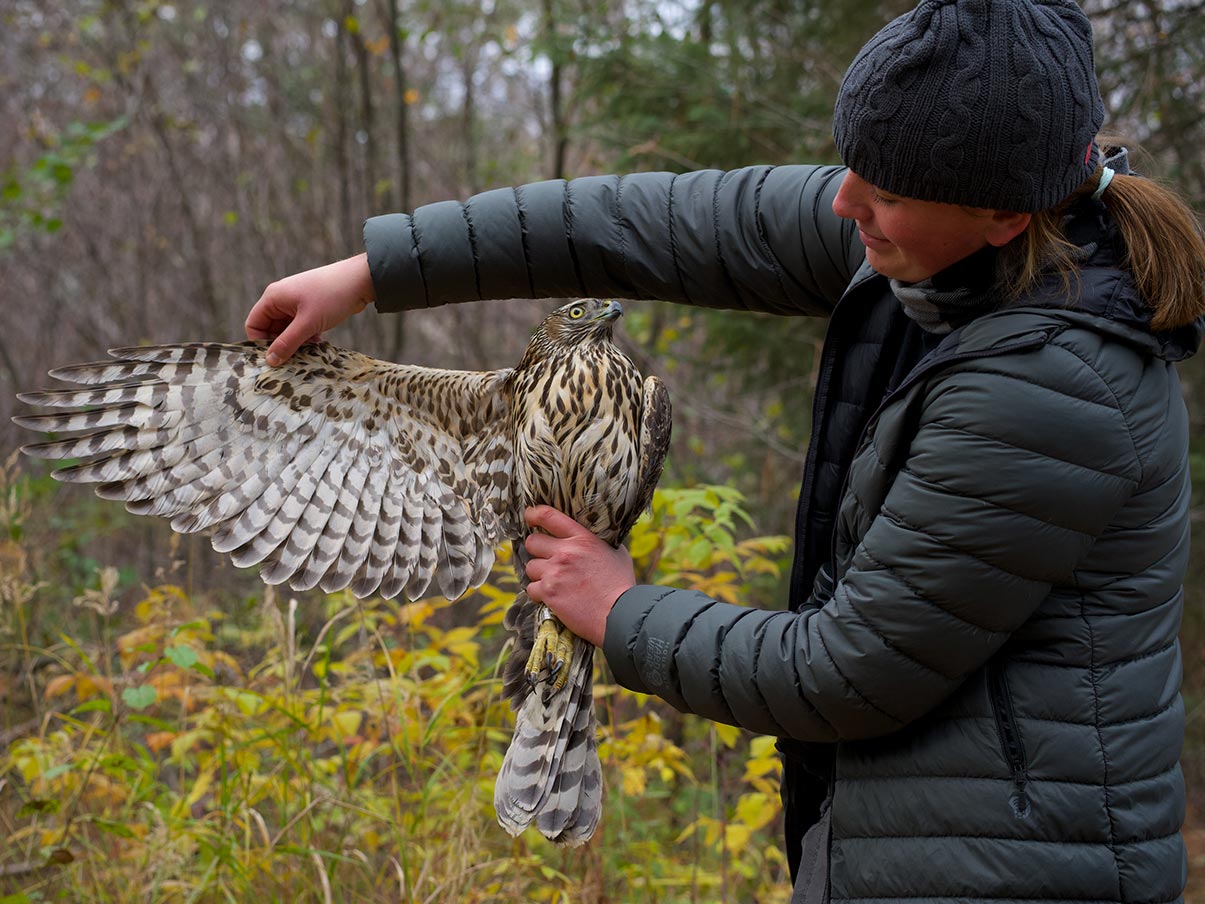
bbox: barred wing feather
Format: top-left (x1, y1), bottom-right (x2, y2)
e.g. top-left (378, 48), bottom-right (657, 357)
top-left (16, 342), bottom-right (518, 600)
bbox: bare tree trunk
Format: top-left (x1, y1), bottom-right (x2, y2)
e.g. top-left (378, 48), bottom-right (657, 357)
top-left (376, 0), bottom-right (410, 361)
top-left (334, 4), bottom-right (355, 250)
top-left (382, 0), bottom-right (412, 213)
top-left (543, 0), bottom-right (568, 180)
top-left (351, 18), bottom-right (378, 216)
top-left (461, 46), bottom-right (480, 195)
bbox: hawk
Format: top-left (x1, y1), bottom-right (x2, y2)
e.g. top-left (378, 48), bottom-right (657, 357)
top-left (14, 298), bottom-right (672, 845)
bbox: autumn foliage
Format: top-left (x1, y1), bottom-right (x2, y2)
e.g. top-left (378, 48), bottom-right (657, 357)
top-left (0, 460), bottom-right (791, 903)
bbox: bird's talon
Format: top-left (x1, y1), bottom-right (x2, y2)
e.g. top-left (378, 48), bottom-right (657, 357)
top-left (551, 659), bottom-right (570, 691)
top-left (523, 611), bottom-right (578, 691)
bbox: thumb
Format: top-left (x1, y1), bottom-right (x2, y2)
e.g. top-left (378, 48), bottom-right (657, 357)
top-left (525, 505), bottom-right (591, 539)
top-left (265, 317), bottom-right (317, 366)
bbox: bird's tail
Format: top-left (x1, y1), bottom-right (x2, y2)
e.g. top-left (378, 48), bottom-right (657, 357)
top-left (495, 590), bottom-right (602, 845)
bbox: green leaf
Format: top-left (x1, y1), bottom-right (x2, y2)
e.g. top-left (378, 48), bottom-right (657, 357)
top-left (165, 644), bottom-right (198, 669)
top-left (71, 698), bottom-right (112, 715)
top-left (91, 817), bottom-right (136, 838)
top-left (17, 798), bottom-right (61, 818)
top-left (121, 685), bottom-right (157, 710)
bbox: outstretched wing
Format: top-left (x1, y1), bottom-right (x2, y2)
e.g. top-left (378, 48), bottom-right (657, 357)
top-left (15, 342), bottom-right (519, 600)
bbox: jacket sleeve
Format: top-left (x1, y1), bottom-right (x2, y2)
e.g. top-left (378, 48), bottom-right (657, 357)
top-left (603, 342), bottom-right (1142, 740)
top-left (362, 165), bottom-right (861, 317)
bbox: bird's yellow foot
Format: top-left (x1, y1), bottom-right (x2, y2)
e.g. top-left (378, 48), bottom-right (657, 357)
top-left (526, 606), bottom-right (576, 691)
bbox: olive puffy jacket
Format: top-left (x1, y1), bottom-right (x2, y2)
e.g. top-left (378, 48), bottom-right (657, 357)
top-left (363, 151), bottom-right (1192, 902)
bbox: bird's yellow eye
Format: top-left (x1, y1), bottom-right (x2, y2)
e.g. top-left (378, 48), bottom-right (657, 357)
top-left (569, 305), bottom-right (585, 319)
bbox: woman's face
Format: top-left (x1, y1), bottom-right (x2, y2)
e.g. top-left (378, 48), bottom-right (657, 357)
top-left (832, 170), bottom-right (1032, 283)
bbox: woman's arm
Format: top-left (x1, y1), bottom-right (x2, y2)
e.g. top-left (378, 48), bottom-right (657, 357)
top-left (365, 165), bottom-right (859, 315)
top-left (248, 164), bottom-right (859, 363)
top-left (601, 342), bottom-right (1140, 740)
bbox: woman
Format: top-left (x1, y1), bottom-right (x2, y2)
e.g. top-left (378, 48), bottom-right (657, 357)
top-left (246, 0), bottom-right (1205, 899)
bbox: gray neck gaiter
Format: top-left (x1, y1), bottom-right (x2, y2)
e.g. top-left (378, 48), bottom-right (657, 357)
top-left (888, 246), bottom-right (1002, 334)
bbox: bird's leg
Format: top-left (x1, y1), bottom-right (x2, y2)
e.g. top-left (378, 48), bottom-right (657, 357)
top-left (526, 605), bottom-right (576, 691)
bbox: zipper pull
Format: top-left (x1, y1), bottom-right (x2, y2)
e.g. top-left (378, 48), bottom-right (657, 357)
top-left (1008, 776), bottom-right (1031, 819)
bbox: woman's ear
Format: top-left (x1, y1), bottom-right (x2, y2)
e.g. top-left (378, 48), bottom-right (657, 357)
top-left (985, 210), bottom-right (1033, 247)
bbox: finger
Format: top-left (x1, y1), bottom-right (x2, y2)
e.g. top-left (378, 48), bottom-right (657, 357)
top-left (245, 294), bottom-right (281, 340)
top-left (524, 555), bottom-right (547, 580)
top-left (526, 578), bottom-right (545, 603)
top-left (524, 532), bottom-right (559, 560)
top-left (266, 316), bottom-right (317, 366)
top-left (524, 505), bottom-right (590, 539)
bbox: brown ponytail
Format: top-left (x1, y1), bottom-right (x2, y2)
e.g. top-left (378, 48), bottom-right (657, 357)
top-left (999, 151), bottom-right (1205, 330)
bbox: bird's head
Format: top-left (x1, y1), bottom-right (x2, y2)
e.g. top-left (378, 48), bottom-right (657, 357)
top-left (532, 299), bottom-right (624, 351)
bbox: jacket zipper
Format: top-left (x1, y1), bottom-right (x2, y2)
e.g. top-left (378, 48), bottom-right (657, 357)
top-left (824, 330), bottom-right (1052, 821)
top-left (987, 661), bottom-right (1032, 819)
top-left (787, 314), bottom-right (844, 608)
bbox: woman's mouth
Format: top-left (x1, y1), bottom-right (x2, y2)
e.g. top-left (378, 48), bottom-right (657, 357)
top-left (858, 228), bottom-right (891, 249)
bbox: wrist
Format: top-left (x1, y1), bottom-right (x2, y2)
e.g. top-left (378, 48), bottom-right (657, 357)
top-left (345, 253), bottom-right (376, 305)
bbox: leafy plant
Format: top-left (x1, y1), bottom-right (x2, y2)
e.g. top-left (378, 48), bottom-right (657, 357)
top-left (0, 117), bottom-right (127, 250)
top-left (0, 477), bottom-right (792, 902)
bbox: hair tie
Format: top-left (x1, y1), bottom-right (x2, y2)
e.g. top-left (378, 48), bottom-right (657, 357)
top-left (1092, 166), bottom-right (1115, 201)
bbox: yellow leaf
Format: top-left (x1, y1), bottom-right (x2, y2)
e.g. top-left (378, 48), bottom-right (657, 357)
top-left (734, 792), bottom-right (779, 832)
top-left (403, 88), bottom-right (420, 105)
top-left (182, 768), bottom-right (214, 811)
top-left (331, 710), bottom-right (362, 738)
top-left (713, 722), bottom-right (741, 749)
top-left (145, 731), bottom-right (176, 753)
top-left (724, 822), bottom-right (753, 853)
top-left (43, 674), bottom-right (76, 700)
top-left (621, 766), bottom-right (647, 796)
top-left (234, 691), bottom-right (261, 715)
top-left (76, 674), bottom-right (112, 700)
top-left (749, 735), bottom-right (778, 759)
top-left (399, 599), bottom-right (433, 627)
top-left (628, 530), bottom-right (660, 560)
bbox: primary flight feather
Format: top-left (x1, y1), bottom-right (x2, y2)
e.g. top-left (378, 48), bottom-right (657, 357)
top-left (14, 297), bottom-right (672, 845)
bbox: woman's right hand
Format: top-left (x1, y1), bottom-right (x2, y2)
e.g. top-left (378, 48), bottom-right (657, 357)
top-left (245, 252), bottom-right (376, 366)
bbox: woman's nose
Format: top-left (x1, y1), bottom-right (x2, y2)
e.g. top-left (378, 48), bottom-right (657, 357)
top-left (832, 170), bottom-right (871, 221)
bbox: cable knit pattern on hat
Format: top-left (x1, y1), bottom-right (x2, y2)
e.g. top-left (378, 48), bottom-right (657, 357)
top-left (833, 0), bottom-right (1105, 212)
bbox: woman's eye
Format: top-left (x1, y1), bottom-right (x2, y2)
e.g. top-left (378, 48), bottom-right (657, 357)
top-left (872, 188), bottom-right (897, 206)
top-left (569, 306), bottom-right (585, 319)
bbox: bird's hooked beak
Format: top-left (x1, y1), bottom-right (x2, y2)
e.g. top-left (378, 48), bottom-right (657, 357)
top-left (593, 300), bottom-right (623, 322)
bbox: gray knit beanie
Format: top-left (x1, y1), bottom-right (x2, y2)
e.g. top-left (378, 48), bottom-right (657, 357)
top-left (833, 0), bottom-right (1105, 212)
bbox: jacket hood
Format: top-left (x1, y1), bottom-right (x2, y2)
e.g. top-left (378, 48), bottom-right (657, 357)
top-left (1018, 147), bottom-right (1203, 362)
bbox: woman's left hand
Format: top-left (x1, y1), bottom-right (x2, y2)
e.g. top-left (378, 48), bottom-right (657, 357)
top-left (523, 506), bottom-right (636, 647)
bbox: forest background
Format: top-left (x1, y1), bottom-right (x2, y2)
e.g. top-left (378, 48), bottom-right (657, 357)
top-left (0, 0), bottom-right (1203, 901)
